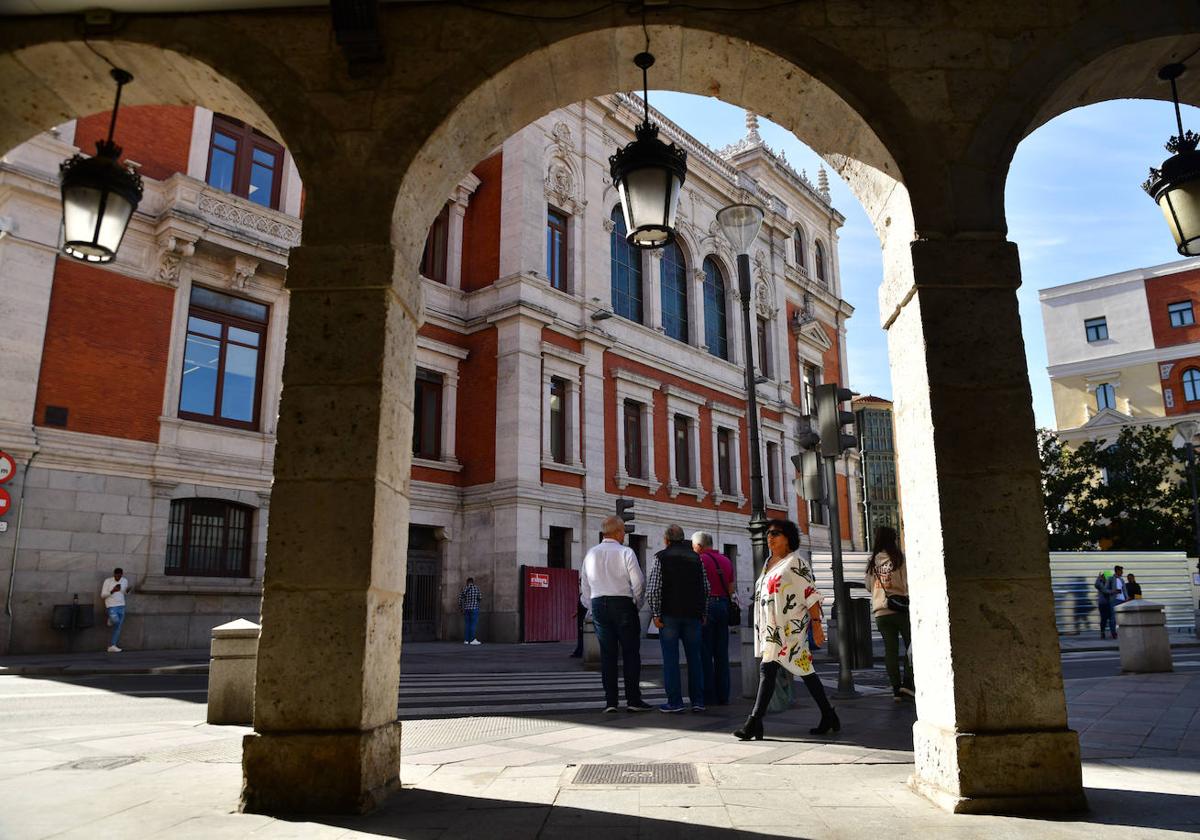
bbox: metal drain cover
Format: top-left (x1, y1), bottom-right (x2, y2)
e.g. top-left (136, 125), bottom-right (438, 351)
top-left (573, 763), bottom-right (697, 785)
top-left (60, 756), bottom-right (140, 771)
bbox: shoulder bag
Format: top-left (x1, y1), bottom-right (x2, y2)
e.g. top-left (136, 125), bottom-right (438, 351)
top-left (713, 558), bottom-right (741, 625)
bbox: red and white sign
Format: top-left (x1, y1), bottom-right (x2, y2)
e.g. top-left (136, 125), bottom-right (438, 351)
top-left (0, 487), bottom-right (10, 518)
top-left (0, 451), bottom-right (14, 485)
top-left (529, 572), bottom-right (550, 589)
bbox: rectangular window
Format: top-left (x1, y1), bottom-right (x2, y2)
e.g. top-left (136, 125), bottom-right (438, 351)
top-left (546, 207), bottom-right (569, 292)
top-left (413, 368), bottom-right (444, 459)
top-left (178, 286), bottom-right (268, 430)
top-left (766, 441), bottom-right (780, 505)
top-left (549, 377), bottom-right (567, 464)
top-left (420, 204), bottom-right (450, 283)
top-left (674, 414), bottom-right (692, 487)
top-left (756, 317), bottom-right (772, 378)
top-left (717, 427), bottom-right (733, 496)
top-left (1084, 317), bottom-right (1109, 342)
top-left (547, 526), bottom-right (571, 569)
top-left (1169, 300), bottom-right (1195, 327)
top-left (803, 364), bottom-right (819, 416)
top-left (623, 400), bottom-right (643, 478)
top-left (1095, 382), bottom-right (1115, 412)
top-left (166, 498), bottom-right (252, 578)
top-left (206, 114), bottom-right (284, 210)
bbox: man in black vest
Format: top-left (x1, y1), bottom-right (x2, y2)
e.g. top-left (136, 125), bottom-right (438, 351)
top-left (648, 524), bottom-right (710, 712)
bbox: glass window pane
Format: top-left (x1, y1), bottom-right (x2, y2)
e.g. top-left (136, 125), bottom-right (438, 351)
top-left (228, 326), bottom-right (261, 347)
top-left (213, 131), bottom-right (238, 152)
top-left (252, 147), bottom-right (277, 166)
top-left (248, 162), bottom-right (275, 207)
top-left (661, 242), bottom-right (688, 343)
top-left (187, 316), bottom-right (221, 338)
top-left (190, 286), bottom-right (269, 323)
top-left (180, 334), bottom-right (220, 416)
top-left (219, 344), bottom-right (259, 422)
top-left (207, 147), bottom-right (236, 192)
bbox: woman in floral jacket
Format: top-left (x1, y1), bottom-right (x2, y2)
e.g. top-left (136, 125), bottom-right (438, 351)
top-left (734, 518), bottom-right (839, 740)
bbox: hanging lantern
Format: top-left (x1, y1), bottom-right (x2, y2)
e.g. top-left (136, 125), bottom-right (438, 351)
top-left (60, 67), bottom-right (143, 263)
top-left (1143, 63), bottom-right (1200, 256)
top-left (609, 52), bottom-right (687, 249)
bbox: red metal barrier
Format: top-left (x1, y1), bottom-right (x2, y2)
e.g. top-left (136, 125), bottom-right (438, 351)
top-left (521, 565), bottom-right (580, 642)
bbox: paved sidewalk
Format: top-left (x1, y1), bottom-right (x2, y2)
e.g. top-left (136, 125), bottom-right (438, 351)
top-left (0, 669), bottom-right (1197, 838)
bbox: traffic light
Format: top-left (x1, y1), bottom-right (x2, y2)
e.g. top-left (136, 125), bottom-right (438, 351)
top-left (790, 450), bottom-right (823, 502)
top-left (816, 383), bottom-right (857, 454)
top-left (616, 498), bottom-right (636, 534)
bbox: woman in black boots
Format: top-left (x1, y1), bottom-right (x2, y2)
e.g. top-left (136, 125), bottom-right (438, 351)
top-left (734, 519), bottom-right (839, 740)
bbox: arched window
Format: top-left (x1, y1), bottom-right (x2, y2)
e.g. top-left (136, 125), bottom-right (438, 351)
top-left (610, 206), bottom-right (643, 322)
top-left (815, 240), bottom-right (827, 284)
top-left (1095, 382), bottom-right (1115, 411)
top-left (702, 257), bottom-right (728, 360)
top-left (793, 228), bottom-right (805, 267)
top-left (166, 498), bottom-right (253, 578)
top-left (661, 241), bottom-right (689, 343)
top-left (1184, 368), bottom-right (1200, 402)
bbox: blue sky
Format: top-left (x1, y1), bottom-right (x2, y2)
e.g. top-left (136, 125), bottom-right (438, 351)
top-left (650, 91), bottom-right (1200, 428)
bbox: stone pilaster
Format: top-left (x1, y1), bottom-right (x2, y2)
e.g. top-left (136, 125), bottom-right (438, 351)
top-left (885, 239), bottom-right (1085, 814)
top-left (241, 242), bottom-right (413, 815)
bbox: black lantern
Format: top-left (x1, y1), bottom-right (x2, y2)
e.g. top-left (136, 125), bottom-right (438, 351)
top-left (1143, 63), bottom-right (1200, 256)
top-left (60, 67), bottom-right (143, 263)
top-left (609, 52), bottom-right (687, 249)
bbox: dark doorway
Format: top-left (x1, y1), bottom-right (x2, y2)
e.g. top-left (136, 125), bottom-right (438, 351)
top-left (547, 526), bottom-right (571, 569)
top-left (404, 525), bottom-right (440, 641)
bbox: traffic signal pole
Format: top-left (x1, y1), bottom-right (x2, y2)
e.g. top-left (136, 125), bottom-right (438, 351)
top-left (823, 455), bottom-right (858, 697)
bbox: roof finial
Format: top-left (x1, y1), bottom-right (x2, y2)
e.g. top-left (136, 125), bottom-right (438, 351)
top-left (818, 166), bottom-right (830, 199)
top-left (745, 111), bottom-right (761, 143)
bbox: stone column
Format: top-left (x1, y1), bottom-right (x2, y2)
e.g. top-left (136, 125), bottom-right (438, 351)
top-left (885, 239), bottom-right (1084, 814)
top-left (241, 242), bottom-right (414, 815)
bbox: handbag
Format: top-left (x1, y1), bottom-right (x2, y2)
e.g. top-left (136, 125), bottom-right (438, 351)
top-left (713, 557), bottom-right (741, 624)
top-left (882, 582), bottom-right (909, 613)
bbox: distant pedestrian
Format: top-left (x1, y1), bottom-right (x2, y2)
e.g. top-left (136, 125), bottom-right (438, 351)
top-left (865, 527), bottom-right (913, 702)
top-left (1125, 573), bottom-right (1143, 600)
top-left (100, 567), bottom-right (130, 653)
top-left (570, 601), bottom-right (586, 658)
top-left (1094, 570), bottom-right (1113, 639)
top-left (692, 531), bottom-right (735, 706)
top-left (650, 525), bottom-right (709, 713)
top-left (458, 577), bottom-right (482, 645)
top-left (1095, 565), bottom-right (1127, 639)
top-left (580, 515), bottom-right (650, 713)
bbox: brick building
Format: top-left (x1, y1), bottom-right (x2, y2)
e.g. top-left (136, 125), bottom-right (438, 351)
top-left (0, 96), bottom-right (861, 652)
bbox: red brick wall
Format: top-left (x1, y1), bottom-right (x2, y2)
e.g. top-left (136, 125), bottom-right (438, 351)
top-left (1146, 266), bottom-right (1200, 348)
top-left (1162, 355), bottom-right (1200, 416)
top-left (461, 152), bottom-right (502, 292)
top-left (542, 327), bottom-right (582, 354)
top-left (35, 260), bottom-right (173, 442)
top-left (542, 468), bottom-right (584, 489)
top-left (821, 322), bottom-right (841, 386)
top-left (74, 105), bottom-right (194, 183)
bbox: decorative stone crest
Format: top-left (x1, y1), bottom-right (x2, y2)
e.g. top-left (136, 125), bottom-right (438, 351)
top-left (754, 279), bottom-right (775, 318)
top-left (602, 217), bottom-right (616, 233)
top-left (551, 121), bottom-right (575, 153)
top-left (232, 255), bottom-right (260, 290)
top-left (544, 161), bottom-right (582, 212)
top-left (156, 235), bottom-right (196, 286)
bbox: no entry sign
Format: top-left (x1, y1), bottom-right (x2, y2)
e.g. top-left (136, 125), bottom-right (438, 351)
top-left (0, 487), bottom-right (10, 517)
top-left (0, 451), bottom-right (14, 484)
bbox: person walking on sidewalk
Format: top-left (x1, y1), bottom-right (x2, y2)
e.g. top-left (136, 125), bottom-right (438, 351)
top-left (735, 519), bottom-right (838, 741)
top-left (649, 525), bottom-right (710, 713)
top-left (100, 567), bottom-right (130, 653)
top-left (580, 515), bottom-right (651, 713)
top-left (693, 531), bottom-right (735, 706)
top-left (458, 578), bottom-right (482, 645)
top-left (865, 526), bottom-right (914, 702)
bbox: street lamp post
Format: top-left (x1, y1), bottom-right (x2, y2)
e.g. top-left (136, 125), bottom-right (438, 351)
top-left (716, 204), bottom-right (766, 698)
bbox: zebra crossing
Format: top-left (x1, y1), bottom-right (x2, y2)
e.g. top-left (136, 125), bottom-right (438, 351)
top-left (397, 670), bottom-right (670, 718)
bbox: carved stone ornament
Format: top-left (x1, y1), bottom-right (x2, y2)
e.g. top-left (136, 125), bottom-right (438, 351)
top-left (156, 235), bottom-right (196, 286)
top-left (232, 256), bottom-right (260, 290)
top-left (755, 279), bottom-right (775, 318)
top-left (551, 121), bottom-right (575, 153)
top-left (602, 217), bottom-right (616, 233)
top-left (198, 193), bottom-right (301, 244)
top-left (544, 161), bottom-right (586, 214)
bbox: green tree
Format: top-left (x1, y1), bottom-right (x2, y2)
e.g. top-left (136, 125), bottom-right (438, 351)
top-left (1037, 428), bottom-right (1099, 550)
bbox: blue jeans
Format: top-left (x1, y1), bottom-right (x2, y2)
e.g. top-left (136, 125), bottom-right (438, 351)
top-left (1098, 601), bottom-right (1115, 637)
top-left (659, 614), bottom-right (703, 707)
top-left (107, 606), bottom-right (125, 647)
top-left (700, 598), bottom-right (730, 704)
top-left (591, 596), bottom-right (643, 706)
top-left (463, 609), bottom-right (479, 642)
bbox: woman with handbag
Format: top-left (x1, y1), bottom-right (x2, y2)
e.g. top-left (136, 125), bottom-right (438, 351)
top-left (865, 525), bottom-right (913, 702)
top-left (734, 518), bottom-right (839, 741)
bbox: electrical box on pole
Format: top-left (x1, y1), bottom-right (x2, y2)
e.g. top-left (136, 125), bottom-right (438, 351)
top-left (790, 430), bottom-right (823, 503)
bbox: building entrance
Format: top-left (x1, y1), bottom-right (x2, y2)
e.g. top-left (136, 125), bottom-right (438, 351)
top-left (403, 526), bottom-right (440, 641)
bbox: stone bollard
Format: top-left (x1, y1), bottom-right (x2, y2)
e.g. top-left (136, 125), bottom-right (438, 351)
top-left (1115, 601), bottom-right (1173, 673)
top-left (740, 624), bottom-right (759, 698)
top-left (207, 618), bottom-right (260, 725)
top-left (582, 616), bottom-right (600, 671)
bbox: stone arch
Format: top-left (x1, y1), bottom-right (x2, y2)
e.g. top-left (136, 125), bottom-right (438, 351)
top-left (390, 25), bottom-right (914, 286)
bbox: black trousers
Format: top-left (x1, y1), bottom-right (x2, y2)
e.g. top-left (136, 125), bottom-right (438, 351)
top-left (749, 660), bottom-right (833, 719)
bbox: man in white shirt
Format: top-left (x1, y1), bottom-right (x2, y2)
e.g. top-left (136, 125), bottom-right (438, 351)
top-left (100, 567), bottom-right (130, 652)
top-left (580, 515), bottom-right (650, 713)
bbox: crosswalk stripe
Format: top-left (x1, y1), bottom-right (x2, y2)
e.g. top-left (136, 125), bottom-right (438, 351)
top-left (397, 672), bottom-right (670, 717)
